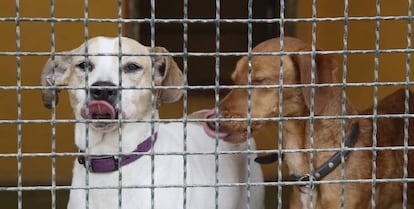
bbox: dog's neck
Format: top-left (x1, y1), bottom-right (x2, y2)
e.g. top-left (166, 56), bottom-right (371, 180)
top-left (74, 112), bottom-right (160, 154)
top-left (281, 90), bottom-right (357, 175)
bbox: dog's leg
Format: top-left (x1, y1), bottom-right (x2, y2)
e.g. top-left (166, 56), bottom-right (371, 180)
top-left (289, 187), bottom-right (320, 209)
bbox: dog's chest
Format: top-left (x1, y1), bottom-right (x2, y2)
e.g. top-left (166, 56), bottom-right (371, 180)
top-left (71, 154), bottom-right (187, 209)
top-left (68, 123), bottom-right (253, 209)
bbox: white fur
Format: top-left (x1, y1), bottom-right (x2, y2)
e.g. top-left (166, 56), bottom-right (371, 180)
top-left (44, 37), bottom-right (264, 209)
top-left (69, 122), bottom-right (264, 209)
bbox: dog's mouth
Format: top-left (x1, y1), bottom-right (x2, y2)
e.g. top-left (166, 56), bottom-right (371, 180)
top-left (80, 100), bottom-right (118, 129)
top-left (202, 109), bottom-right (248, 144)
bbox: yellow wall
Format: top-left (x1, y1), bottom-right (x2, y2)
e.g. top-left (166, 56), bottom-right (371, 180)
top-left (0, 0), bottom-right (123, 185)
top-left (295, 0), bottom-right (414, 110)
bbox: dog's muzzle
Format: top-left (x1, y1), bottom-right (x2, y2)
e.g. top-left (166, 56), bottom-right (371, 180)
top-left (81, 81), bottom-right (119, 120)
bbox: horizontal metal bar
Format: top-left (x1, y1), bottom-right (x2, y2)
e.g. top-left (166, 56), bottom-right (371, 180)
top-left (1, 113), bottom-right (414, 124)
top-left (1, 48), bottom-right (413, 56)
top-left (0, 15), bottom-right (412, 24)
top-left (2, 177), bottom-right (414, 192)
top-left (2, 81), bottom-right (414, 91)
top-left (0, 114), bottom-right (412, 125)
top-left (0, 145), bottom-right (413, 159)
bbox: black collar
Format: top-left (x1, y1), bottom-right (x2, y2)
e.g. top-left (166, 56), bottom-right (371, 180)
top-left (288, 123), bottom-right (360, 183)
top-left (255, 123), bottom-right (360, 183)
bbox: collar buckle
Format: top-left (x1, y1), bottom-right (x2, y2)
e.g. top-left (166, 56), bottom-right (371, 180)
top-left (78, 155), bottom-right (119, 173)
top-left (297, 174), bottom-right (316, 194)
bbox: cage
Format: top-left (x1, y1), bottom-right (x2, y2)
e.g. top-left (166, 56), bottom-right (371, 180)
top-left (0, 0), bottom-right (413, 208)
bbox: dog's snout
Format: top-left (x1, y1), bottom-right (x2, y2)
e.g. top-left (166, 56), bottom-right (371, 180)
top-left (90, 81), bottom-right (118, 102)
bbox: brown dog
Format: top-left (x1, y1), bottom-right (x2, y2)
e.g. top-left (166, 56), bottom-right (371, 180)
top-left (203, 37), bottom-right (414, 209)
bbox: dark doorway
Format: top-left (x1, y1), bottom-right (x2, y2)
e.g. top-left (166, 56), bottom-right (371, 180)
top-left (129, 0), bottom-right (281, 86)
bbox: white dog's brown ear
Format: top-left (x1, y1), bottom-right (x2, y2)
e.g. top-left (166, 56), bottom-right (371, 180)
top-left (291, 50), bottom-right (340, 115)
top-left (40, 54), bottom-right (72, 109)
top-left (153, 47), bottom-right (184, 104)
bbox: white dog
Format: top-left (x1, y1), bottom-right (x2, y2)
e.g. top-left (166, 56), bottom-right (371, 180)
top-left (40, 36), bottom-right (264, 209)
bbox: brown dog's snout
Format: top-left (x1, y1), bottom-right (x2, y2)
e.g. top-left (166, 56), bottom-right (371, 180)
top-left (205, 110), bottom-right (221, 131)
top-left (90, 81), bottom-right (118, 103)
top-left (206, 120), bottom-right (220, 132)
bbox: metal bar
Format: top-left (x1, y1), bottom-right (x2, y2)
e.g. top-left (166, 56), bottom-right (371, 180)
top-left (116, 1), bottom-right (123, 209)
top-left (3, 48), bottom-right (414, 57)
top-left (371, 1), bottom-right (381, 208)
top-left (308, 0), bottom-right (317, 208)
top-left (150, 1), bottom-right (156, 209)
top-left (278, 0), bottom-right (286, 208)
top-left (49, 0), bottom-right (57, 208)
top-left (14, 0), bottom-right (22, 208)
top-left (214, 1), bottom-right (221, 208)
top-left (340, 0), bottom-right (350, 208)
top-left (246, 1), bottom-right (253, 208)
top-left (2, 177), bottom-right (414, 191)
top-left (182, 0), bottom-right (189, 209)
top-left (403, 1), bottom-right (412, 209)
top-left (2, 16), bottom-right (414, 24)
top-left (82, 1), bottom-right (91, 208)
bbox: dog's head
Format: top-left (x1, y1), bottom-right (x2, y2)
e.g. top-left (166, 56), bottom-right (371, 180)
top-left (41, 36), bottom-right (183, 132)
top-left (203, 37), bottom-right (341, 143)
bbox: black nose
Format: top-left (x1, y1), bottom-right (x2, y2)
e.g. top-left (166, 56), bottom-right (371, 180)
top-left (90, 81), bottom-right (118, 102)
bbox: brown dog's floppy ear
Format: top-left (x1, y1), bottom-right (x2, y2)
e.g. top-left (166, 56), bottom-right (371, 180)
top-left (152, 46), bottom-right (184, 104)
top-left (291, 50), bottom-right (340, 115)
top-left (40, 54), bottom-right (72, 109)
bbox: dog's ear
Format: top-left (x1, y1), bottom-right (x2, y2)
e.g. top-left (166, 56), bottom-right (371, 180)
top-left (40, 53), bottom-right (72, 109)
top-left (291, 50), bottom-right (340, 115)
top-left (152, 47), bottom-right (184, 104)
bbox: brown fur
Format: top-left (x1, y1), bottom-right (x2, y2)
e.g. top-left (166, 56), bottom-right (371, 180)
top-left (215, 37), bottom-right (414, 208)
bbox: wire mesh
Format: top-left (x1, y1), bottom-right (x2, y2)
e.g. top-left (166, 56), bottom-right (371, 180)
top-left (0, 0), bottom-right (413, 209)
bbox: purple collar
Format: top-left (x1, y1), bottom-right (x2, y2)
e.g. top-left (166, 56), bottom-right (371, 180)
top-left (77, 133), bottom-right (157, 173)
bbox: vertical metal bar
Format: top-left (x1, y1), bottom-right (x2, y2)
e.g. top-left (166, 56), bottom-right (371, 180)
top-left (49, 0), bottom-right (57, 208)
top-left (340, 0), bottom-right (349, 208)
top-left (117, 1), bottom-right (123, 208)
top-left (246, 1), bottom-right (253, 209)
top-left (83, 1), bottom-right (91, 208)
top-left (182, 0), bottom-right (189, 208)
top-left (403, 1), bottom-right (412, 208)
top-left (277, 1), bottom-right (285, 208)
top-left (214, 1), bottom-right (221, 208)
top-left (309, 0), bottom-right (317, 208)
top-left (149, 1), bottom-right (156, 209)
top-left (15, 0), bottom-right (22, 209)
top-left (371, 1), bottom-right (381, 209)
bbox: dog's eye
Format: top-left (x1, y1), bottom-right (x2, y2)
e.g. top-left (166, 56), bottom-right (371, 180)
top-left (252, 77), bottom-right (266, 84)
top-left (124, 63), bottom-right (142, 73)
top-left (76, 61), bottom-right (94, 72)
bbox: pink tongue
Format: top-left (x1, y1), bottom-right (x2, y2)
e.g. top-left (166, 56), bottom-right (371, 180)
top-left (81, 100), bottom-right (116, 119)
top-left (202, 109), bottom-right (229, 139)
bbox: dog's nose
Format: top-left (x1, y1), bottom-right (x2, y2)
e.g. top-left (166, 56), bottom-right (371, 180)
top-left (90, 81), bottom-right (118, 103)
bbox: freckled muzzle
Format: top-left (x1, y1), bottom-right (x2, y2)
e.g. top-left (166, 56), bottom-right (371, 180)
top-left (80, 81), bottom-right (119, 127)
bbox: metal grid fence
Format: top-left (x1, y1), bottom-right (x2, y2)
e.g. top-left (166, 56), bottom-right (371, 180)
top-left (0, 0), bottom-right (413, 209)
